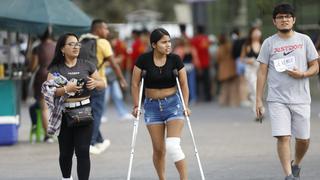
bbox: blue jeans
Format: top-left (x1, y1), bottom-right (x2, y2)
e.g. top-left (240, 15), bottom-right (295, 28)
top-left (90, 89), bottom-right (106, 145)
top-left (143, 93), bottom-right (185, 125)
top-left (186, 67), bottom-right (197, 104)
top-left (103, 80), bottom-right (129, 118)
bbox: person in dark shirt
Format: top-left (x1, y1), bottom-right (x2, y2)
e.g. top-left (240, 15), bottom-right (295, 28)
top-left (47, 33), bottom-right (106, 180)
top-left (29, 29), bottom-right (56, 142)
top-left (191, 25), bottom-right (212, 102)
top-left (131, 28), bottom-right (190, 180)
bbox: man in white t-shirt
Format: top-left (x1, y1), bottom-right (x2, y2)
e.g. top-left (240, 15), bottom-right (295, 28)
top-left (256, 3), bottom-right (319, 180)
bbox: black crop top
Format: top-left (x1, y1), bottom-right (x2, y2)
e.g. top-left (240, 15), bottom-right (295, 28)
top-left (135, 51), bottom-right (184, 89)
top-left (246, 46), bottom-right (259, 59)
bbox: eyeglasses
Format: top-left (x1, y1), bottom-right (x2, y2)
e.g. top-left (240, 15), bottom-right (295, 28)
top-left (65, 42), bottom-right (81, 48)
top-left (275, 15), bottom-right (293, 20)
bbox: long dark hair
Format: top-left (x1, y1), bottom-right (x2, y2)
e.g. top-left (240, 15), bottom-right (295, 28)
top-left (150, 28), bottom-right (170, 48)
top-left (48, 33), bottom-right (78, 69)
top-left (244, 27), bottom-right (262, 47)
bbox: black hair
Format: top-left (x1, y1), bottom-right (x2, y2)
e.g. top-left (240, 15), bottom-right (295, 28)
top-left (273, 3), bottom-right (295, 19)
top-left (48, 33), bottom-right (78, 69)
top-left (40, 27), bottom-right (52, 41)
top-left (244, 27), bottom-right (262, 47)
top-left (91, 19), bottom-right (105, 32)
top-left (141, 28), bottom-right (149, 35)
top-left (196, 25), bottom-right (205, 34)
top-left (231, 27), bottom-right (240, 36)
top-left (150, 28), bottom-right (170, 48)
top-left (179, 24), bottom-right (186, 33)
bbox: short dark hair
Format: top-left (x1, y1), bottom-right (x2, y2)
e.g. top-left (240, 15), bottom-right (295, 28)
top-left (150, 28), bottom-right (170, 48)
top-left (131, 29), bottom-right (141, 36)
top-left (141, 28), bottom-right (149, 35)
top-left (273, 3), bottom-right (295, 19)
top-left (196, 25), bottom-right (205, 34)
top-left (40, 27), bottom-right (52, 41)
top-left (91, 19), bottom-right (105, 32)
top-left (179, 24), bottom-right (186, 33)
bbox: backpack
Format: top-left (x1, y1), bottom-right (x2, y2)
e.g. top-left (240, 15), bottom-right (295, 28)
top-left (78, 38), bottom-right (99, 68)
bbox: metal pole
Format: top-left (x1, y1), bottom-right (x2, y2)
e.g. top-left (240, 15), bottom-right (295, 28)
top-left (127, 70), bottom-right (146, 180)
top-left (173, 69), bottom-right (205, 180)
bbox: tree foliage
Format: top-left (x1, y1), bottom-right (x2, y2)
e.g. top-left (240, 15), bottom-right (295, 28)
top-left (75, 0), bottom-right (184, 23)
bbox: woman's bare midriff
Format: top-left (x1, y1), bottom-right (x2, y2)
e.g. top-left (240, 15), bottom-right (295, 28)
top-left (145, 86), bottom-right (177, 99)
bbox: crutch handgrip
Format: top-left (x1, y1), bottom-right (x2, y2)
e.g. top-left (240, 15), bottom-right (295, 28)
top-left (141, 69), bottom-right (147, 78)
top-left (172, 68), bottom-right (178, 77)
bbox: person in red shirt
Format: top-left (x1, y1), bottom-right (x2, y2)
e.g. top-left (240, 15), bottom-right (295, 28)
top-left (111, 36), bottom-right (129, 71)
top-left (191, 25), bottom-right (212, 102)
top-left (129, 30), bottom-right (146, 72)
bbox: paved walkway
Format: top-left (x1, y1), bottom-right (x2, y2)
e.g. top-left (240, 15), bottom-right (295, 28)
top-left (1, 100), bottom-right (320, 180)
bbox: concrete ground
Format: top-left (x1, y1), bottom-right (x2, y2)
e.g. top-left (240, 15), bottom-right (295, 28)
top-left (1, 100), bottom-right (320, 180)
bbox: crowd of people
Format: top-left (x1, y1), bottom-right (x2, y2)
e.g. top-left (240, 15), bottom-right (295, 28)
top-left (18, 2), bottom-right (320, 180)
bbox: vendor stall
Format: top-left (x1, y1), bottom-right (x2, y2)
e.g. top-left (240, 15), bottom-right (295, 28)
top-left (0, 0), bottom-right (91, 145)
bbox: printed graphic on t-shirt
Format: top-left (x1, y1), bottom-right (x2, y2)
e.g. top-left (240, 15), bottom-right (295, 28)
top-left (273, 44), bottom-right (303, 55)
top-left (68, 71), bottom-right (80, 75)
top-left (283, 50), bottom-right (294, 56)
top-left (274, 56), bottom-right (295, 72)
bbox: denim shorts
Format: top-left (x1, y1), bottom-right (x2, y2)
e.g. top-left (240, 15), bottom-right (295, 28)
top-left (143, 93), bottom-right (185, 125)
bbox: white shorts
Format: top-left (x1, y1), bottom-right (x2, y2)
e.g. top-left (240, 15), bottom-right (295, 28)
top-left (268, 102), bottom-right (310, 139)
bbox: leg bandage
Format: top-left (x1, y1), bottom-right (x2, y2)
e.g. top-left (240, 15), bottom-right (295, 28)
top-left (166, 137), bottom-right (185, 162)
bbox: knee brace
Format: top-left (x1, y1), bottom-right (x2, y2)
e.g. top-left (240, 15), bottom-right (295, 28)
top-left (166, 137), bottom-right (185, 162)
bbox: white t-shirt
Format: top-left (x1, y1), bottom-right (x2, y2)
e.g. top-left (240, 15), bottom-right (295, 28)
top-left (257, 31), bottom-right (319, 104)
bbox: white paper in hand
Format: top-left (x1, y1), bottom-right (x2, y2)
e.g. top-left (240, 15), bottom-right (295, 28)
top-left (274, 56), bottom-right (295, 72)
top-left (284, 56), bottom-right (295, 71)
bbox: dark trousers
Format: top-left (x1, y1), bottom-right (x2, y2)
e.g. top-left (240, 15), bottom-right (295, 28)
top-left (90, 89), bottom-right (106, 145)
top-left (29, 101), bottom-right (40, 125)
top-left (58, 115), bottom-right (93, 180)
top-left (197, 68), bottom-right (212, 102)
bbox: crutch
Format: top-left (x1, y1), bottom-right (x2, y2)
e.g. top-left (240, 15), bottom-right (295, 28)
top-left (127, 70), bottom-right (146, 180)
top-left (173, 69), bottom-right (206, 180)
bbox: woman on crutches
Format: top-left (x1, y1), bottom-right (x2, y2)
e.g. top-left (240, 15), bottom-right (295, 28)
top-left (131, 28), bottom-right (190, 180)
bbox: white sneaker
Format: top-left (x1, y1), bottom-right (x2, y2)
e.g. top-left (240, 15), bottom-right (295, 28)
top-left (96, 139), bottom-right (111, 153)
top-left (90, 145), bottom-right (101, 155)
top-left (62, 176), bottom-right (73, 180)
top-left (101, 116), bottom-right (108, 123)
top-left (120, 114), bottom-right (135, 121)
top-left (44, 137), bottom-right (55, 143)
top-left (240, 100), bottom-right (251, 107)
